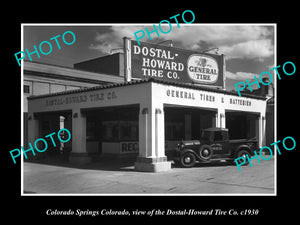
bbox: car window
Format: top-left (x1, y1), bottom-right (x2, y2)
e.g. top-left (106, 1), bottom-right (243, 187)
top-left (201, 131), bottom-right (210, 140)
top-left (214, 131), bottom-right (223, 141)
top-left (222, 131), bottom-right (229, 140)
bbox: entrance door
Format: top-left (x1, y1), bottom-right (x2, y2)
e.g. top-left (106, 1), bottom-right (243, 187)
top-left (39, 112), bottom-right (72, 158)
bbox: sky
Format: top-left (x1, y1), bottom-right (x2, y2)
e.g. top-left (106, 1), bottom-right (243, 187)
top-left (23, 24), bottom-right (275, 91)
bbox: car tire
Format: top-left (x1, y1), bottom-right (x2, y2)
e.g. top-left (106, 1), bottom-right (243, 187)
top-left (179, 152), bottom-right (196, 168)
top-left (198, 145), bottom-right (213, 161)
top-left (235, 149), bottom-right (250, 166)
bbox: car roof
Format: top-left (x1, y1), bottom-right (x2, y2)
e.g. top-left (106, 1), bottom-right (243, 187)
top-left (202, 127), bottom-right (229, 132)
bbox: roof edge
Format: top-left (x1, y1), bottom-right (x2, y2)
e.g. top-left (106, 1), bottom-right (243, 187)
top-left (27, 78), bottom-right (266, 100)
top-left (149, 78), bottom-right (266, 100)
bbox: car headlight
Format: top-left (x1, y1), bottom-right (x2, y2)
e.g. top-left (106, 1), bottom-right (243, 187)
top-left (177, 143), bottom-right (184, 149)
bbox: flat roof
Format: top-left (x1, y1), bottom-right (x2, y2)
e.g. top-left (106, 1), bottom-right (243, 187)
top-left (27, 78), bottom-right (266, 100)
top-left (24, 60), bottom-right (124, 84)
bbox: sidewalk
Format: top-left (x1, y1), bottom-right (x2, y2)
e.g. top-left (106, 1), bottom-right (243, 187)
top-left (23, 158), bottom-right (275, 195)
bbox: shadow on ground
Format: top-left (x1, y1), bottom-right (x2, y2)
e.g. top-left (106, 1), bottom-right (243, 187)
top-left (26, 156), bottom-right (136, 172)
top-left (25, 155), bottom-right (237, 173)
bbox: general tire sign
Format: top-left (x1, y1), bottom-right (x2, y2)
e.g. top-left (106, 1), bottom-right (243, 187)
top-left (128, 39), bottom-right (225, 88)
top-left (187, 54), bottom-right (219, 84)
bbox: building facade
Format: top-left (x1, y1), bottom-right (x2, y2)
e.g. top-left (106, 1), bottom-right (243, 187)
top-left (23, 60), bottom-right (124, 112)
top-left (25, 38), bottom-right (269, 172)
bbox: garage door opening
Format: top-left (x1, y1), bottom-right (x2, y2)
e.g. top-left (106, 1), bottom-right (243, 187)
top-left (83, 104), bottom-right (139, 158)
top-left (164, 106), bottom-right (216, 153)
top-left (31, 110), bottom-right (72, 161)
top-left (225, 111), bottom-right (259, 140)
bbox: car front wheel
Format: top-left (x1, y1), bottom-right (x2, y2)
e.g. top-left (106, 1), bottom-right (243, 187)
top-left (179, 152), bottom-right (196, 168)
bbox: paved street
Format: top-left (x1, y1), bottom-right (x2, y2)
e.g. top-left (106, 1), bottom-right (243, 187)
top-left (23, 158), bottom-right (275, 195)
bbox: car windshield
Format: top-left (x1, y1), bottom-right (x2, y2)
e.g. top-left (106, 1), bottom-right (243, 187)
top-left (201, 131), bottom-right (210, 140)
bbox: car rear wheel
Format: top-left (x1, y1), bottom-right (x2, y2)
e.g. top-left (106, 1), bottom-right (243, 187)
top-left (180, 152), bottom-right (196, 168)
top-left (235, 149), bottom-right (250, 166)
top-left (198, 145), bottom-right (213, 161)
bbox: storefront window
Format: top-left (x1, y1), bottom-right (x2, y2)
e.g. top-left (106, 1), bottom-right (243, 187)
top-left (119, 121), bottom-right (138, 141)
top-left (86, 107), bottom-right (139, 142)
top-left (102, 121), bottom-right (119, 141)
top-left (86, 120), bottom-right (97, 140)
top-left (101, 121), bottom-right (138, 141)
top-left (24, 85), bottom-right (30, 94)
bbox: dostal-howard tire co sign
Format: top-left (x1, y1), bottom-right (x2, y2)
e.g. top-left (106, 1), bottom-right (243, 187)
top-left (124, 38), bottom-right (225, 88)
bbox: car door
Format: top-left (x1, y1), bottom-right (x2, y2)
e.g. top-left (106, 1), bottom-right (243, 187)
top-left (211, 131), bottom-right (230, 156)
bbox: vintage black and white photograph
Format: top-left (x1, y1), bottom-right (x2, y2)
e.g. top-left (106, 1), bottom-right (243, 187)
top-left (21, 24), bottom-right (276, 195)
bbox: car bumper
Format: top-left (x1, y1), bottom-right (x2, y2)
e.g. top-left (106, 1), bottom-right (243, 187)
top-left (169, 149), bottom-right (181, 162)
top-left (172, 156), bottom-right (180, 162)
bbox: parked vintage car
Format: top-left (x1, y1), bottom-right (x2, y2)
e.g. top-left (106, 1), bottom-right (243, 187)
top-left (174, 127), bottom-right (257, 168)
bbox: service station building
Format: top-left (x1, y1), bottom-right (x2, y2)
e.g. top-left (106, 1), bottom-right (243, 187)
top-left (26, 38), bottom-right (268, 172)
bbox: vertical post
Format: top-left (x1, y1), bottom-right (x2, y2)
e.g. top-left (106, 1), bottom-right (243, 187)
top-left (155, 108), bottom-right (165, 158)
top-left (212, 111), bottom-right (218, 127)
top-left (135, 104), bottom-right (171, 172)
top-left (218, 108), bottom-right (226, 128)
top-left (25, 114), bottom-right (40, 161)
top-left (258, 113), bottom-right (266, 148)
top-left (184, 113), bottom-right (192, 140)
top-left (220, 113), bottom-right (226, 128)
top-left (123, 37), bottom-right (132, 82)
top-left (27, 114), bottom-right (39, 148)
top-left (222, 54), bottom-right (226, 90)
top-left (262, 115), bottom-right (266, 147)
top-left (138, 107), bottom-right (149, 158)
top-left (70, 109), bottom-right (89, 164)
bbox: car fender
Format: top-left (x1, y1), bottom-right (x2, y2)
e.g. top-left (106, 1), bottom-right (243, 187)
top-left (179, 149), bottom-right (200, 159)
top-left (235, 145), bottom-right (252, 156)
